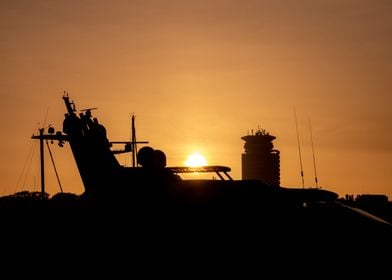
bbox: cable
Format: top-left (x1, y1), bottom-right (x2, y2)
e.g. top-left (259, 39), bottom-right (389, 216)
top-left (46, 141), bottom-right (63, 193)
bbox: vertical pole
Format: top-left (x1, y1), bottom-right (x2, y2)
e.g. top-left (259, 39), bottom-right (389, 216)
top-left (39, 128), bottom-right (45, 199)
top-left (309, 119), bottom-right (319, 188)
top-left (294, 107), bottom-right (305, 189)
top-left (131, 115), bottom-right (137, 167)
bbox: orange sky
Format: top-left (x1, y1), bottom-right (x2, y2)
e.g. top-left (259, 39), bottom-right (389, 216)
top-left (1, 0), bottom-right (391, 199)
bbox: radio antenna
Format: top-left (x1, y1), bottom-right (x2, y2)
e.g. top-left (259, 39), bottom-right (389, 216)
top-left (309, 118), bottom-right (319, 188)
top-left (294, 107), bottom-right (305, 189)
top-left (131, 114), bottom-right (137, 167)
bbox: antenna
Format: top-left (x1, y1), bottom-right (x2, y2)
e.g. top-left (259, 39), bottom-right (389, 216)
top-left (309, 119), bottom-right (319, 188)
top-left (39, 127), bottom-right (45, 199)
top-left (42, 107), bottom-right (50, 128)
top-left (39, 109), bottom-right (49, 199)
top-left (131, 114), bottom-right (137, 167)
top-left (294, 107), bottom-right (305, 189)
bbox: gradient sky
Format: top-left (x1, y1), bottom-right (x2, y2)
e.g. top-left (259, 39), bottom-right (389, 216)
top-left (1, 0), bottom-right (391, 199)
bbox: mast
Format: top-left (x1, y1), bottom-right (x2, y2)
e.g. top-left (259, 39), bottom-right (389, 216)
top-left (32, 98), bottom-right (69, 197)
top-left (32, 127), bottom-right (68, 198)
top-left (63, 92), bottom-right (76, 117)
top-left (132, 114), bottom-right (137, 167)
top-left (112, 114), bottom-right (148, 165)
top-left (294, 107), bottom-right (305, 189)
top-left (39, 128), bottom-right (45, 199)
top-left (309, 119), bottom-right (319, 188)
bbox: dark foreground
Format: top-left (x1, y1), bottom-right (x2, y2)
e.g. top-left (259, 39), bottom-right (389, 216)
top-left (1, 187), bottom-right (391, 279)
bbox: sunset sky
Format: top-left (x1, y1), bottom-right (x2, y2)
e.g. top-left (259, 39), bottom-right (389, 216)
top-left (1, 0), bottom-right (391, 199)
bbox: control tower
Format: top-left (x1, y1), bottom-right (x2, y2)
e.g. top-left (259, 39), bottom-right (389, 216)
top-left (241, 128), bottom-right (280, 186)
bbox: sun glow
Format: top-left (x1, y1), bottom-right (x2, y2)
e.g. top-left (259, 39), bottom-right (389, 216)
top-left (185, 152), bottom-right (208, 167)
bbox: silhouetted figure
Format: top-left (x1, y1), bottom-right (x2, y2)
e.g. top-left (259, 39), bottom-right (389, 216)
top-left (155, 149), bottom-right (167, 168)
top-left (136, 147), bottom-right (179, 184)
top-left (93, 117), bottom-right (107, 138)
top-left (137, 146), bottom-right (156, 168)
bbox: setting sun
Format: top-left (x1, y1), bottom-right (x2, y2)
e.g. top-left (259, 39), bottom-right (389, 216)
top-left (185, 152), bottom-right (208, 167)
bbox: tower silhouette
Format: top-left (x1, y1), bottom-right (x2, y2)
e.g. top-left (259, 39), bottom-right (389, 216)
top-left (241, 128), bottom-right (280, 186)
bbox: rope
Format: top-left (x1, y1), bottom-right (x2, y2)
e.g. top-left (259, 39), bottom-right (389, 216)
top-left (14, 141), bottom-right (38, 194)
top-left (46, 141), bottom-right (63, 193)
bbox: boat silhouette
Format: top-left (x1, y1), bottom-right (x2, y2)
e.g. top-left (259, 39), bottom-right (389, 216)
top-left (2, 94), bottom-right (391, 226)
top-left (1, 94), bottom-right (391, 277)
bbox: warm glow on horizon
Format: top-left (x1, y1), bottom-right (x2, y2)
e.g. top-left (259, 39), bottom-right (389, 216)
top-left (1, 1), bottom-right (392, 199)
top-left (185, 152), bottom-right (208, 167)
